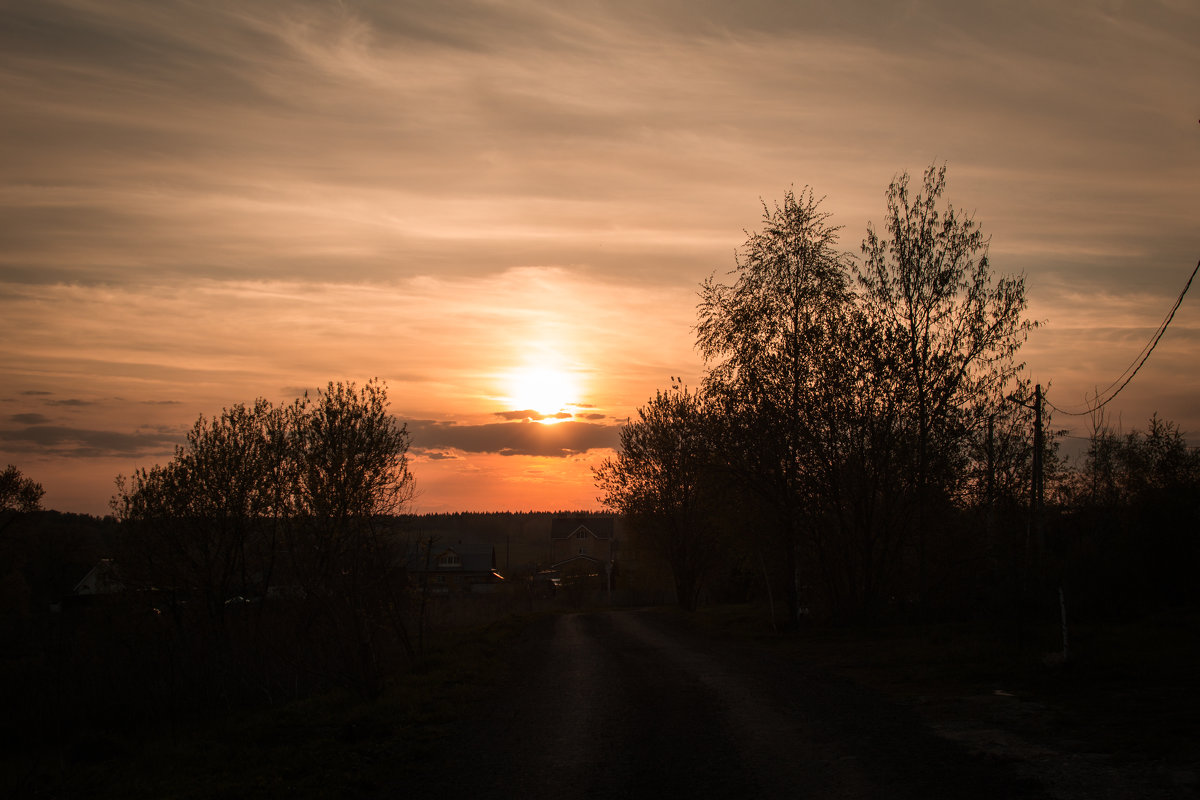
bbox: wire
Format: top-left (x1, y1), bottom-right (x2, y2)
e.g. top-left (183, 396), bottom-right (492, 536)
top-left (1046, 257), bottom-right (1199, 417)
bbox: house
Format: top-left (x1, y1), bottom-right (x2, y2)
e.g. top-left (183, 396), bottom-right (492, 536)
top-left (407, 539), bottom-right (505, 595)
top-left (547, 516), bottom-right (616, 596)
top-left (72, 558), bottom-right (125, 596)
top-left (550, 516), bottom-right (615, 564)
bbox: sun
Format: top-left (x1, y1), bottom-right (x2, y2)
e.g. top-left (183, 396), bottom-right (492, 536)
top-left (505, 366), bottom-right (579, 420)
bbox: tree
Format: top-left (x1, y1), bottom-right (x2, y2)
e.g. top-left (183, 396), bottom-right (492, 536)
top-left (113, 399), bottom-right (292, 626)
top-left (113, 379), bottom-right (415, 694)
top-left (594, 383), bottom-right (721, 611)
top-left (0, 465), bottom-right (46, 616)
top-left (696, 188), bottom-right (856, 626)
top-left (858, 164), bottom-right (1035, 601)
top-left (1060, 413), bottom-right (1200, 613)
top-left (285, 380), bottom-right (415, 691)
top-left (690, 169), bottom-right (1037, 623)
top-left (1, 464), bottom-right (44, 526)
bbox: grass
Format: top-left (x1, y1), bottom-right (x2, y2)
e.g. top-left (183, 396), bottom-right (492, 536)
top-left (4, 615), bottom-right (534, 800)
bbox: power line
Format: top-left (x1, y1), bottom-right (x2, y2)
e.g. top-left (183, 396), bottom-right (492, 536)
top-left (1046, 257), bottom-right (1199, 417)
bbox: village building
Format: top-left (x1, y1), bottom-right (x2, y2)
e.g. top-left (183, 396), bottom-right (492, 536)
top-left (546, 516), bottom-right (616, 597)
top-left (407, 539), bottom-right (505, 595)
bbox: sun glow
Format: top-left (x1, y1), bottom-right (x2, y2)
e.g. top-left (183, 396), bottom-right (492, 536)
top-left (505, 365), bottom-right (581, 421)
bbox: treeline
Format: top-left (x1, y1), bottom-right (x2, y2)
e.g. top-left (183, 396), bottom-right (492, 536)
top-left (405, 510), bottom-right (614, 575)
top-left (1054, 414), bottom-right (1200, 619)
top-left (596, 165), bottom-right (1198, 628)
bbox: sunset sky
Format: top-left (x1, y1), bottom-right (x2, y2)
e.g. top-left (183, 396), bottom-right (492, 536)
top-left (2, 0), bottom-right (1198, 516)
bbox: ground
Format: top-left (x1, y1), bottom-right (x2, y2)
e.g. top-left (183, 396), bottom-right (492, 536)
top-left (391, 607), bottom-right (1198, 799)
top-left (18, 605), bottom-right (1197, 798)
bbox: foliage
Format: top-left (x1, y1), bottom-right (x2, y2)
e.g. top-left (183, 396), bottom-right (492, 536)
top-left (859, 164), bottom-right (1036, 539)
top-left (617, 168), bottom-right (1040, 623)
top-left (0, 465), bottom-right (48, 616)
top-left (113, 399), bottom-right (290, 621)
top-left (1057, 413), bottom-right (1200, 614)
top-left (696, 188), bottom-right (858, 625)
top-left (1, 464), bottom-right (44, 526)
top-left (594, 383), bottom-right (724, 611)
top-left (111, 379), bottom-right (414, 696)
top-left (286, 381), bottom-right (416, 693)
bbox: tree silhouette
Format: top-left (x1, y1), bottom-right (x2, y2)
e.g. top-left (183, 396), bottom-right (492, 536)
top-left (1, 464), bottom-right (44, 520)
top-left (594, 383), bottom-right (723, 611)
top-left (696, 187), bottom-right (855, 626)
top-left (113, 379), bottom-right (414, 694)
top-left (858, 164), bottom-right (1035, 604)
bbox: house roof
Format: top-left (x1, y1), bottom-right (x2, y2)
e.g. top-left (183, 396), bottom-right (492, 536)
top-left (407, 540), bottom-right (495, 573)
top-left (549, 553), bottom-right (608, 569)
top-left (73, 558), bottom-right (124, 595)
top-left (550, 516), bottom-right (614, 540)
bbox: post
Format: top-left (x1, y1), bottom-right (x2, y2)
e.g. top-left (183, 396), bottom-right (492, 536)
top-left (1033, 384), bottom-right (1044, 553)
top-left (986, 415), bottom-right (996, 507)
top-left (1059, 586), bottom-right (1070, 662)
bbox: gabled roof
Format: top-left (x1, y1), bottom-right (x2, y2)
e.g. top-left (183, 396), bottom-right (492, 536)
top-left (549, 553), bottom-right (607, 569)
top-left (407, 541), bottom-right (495, 573)
top-left (550, 516), bottom-right (614, 540)
top-left (74, 558), bottom-right (124, 595)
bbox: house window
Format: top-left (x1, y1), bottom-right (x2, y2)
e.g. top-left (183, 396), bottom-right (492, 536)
top-left (576, 529), bottom-right (587, 539)
top-left (579, 547), bottom-right (586, 555)
top-left (438, 552), bottom-right (461, 568)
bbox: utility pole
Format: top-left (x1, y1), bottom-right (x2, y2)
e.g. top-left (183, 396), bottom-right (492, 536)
top-left (1029, 384), bottom-right (1068, 662)
top-left (1033, 383), bottom-right (1044, 550)
top-left (986, 415), bottom-right (996, 506)
top-left (1007, 385), bottom-right (1044, 561)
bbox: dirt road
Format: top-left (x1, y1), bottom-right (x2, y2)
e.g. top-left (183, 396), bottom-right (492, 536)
top-left (396, 609), bottom-right (1043, 799)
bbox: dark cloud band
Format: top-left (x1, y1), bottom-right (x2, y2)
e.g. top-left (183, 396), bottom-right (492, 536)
top-left (0, 425), bottom-right (180, 458)
top-left (406, 418), bottom-right (619, 458)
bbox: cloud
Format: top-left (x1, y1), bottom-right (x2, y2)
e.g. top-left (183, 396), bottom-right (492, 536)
top-left (495, 409), bottom-right (541, 421)
top-left (0, 425), bottom-right (181, 458)
top-left (46, 398), bottom-right (95, 407)
top-left (494, 409), bottom-right (574, 422)
top-left (9, 413), bottom-right (50, 425)
top-left (415, 450), bottom-right (458, 461)
top-left (406, 418), bottom-right (620, 458)
top-left (577, 413), bottom-right (608, 421)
